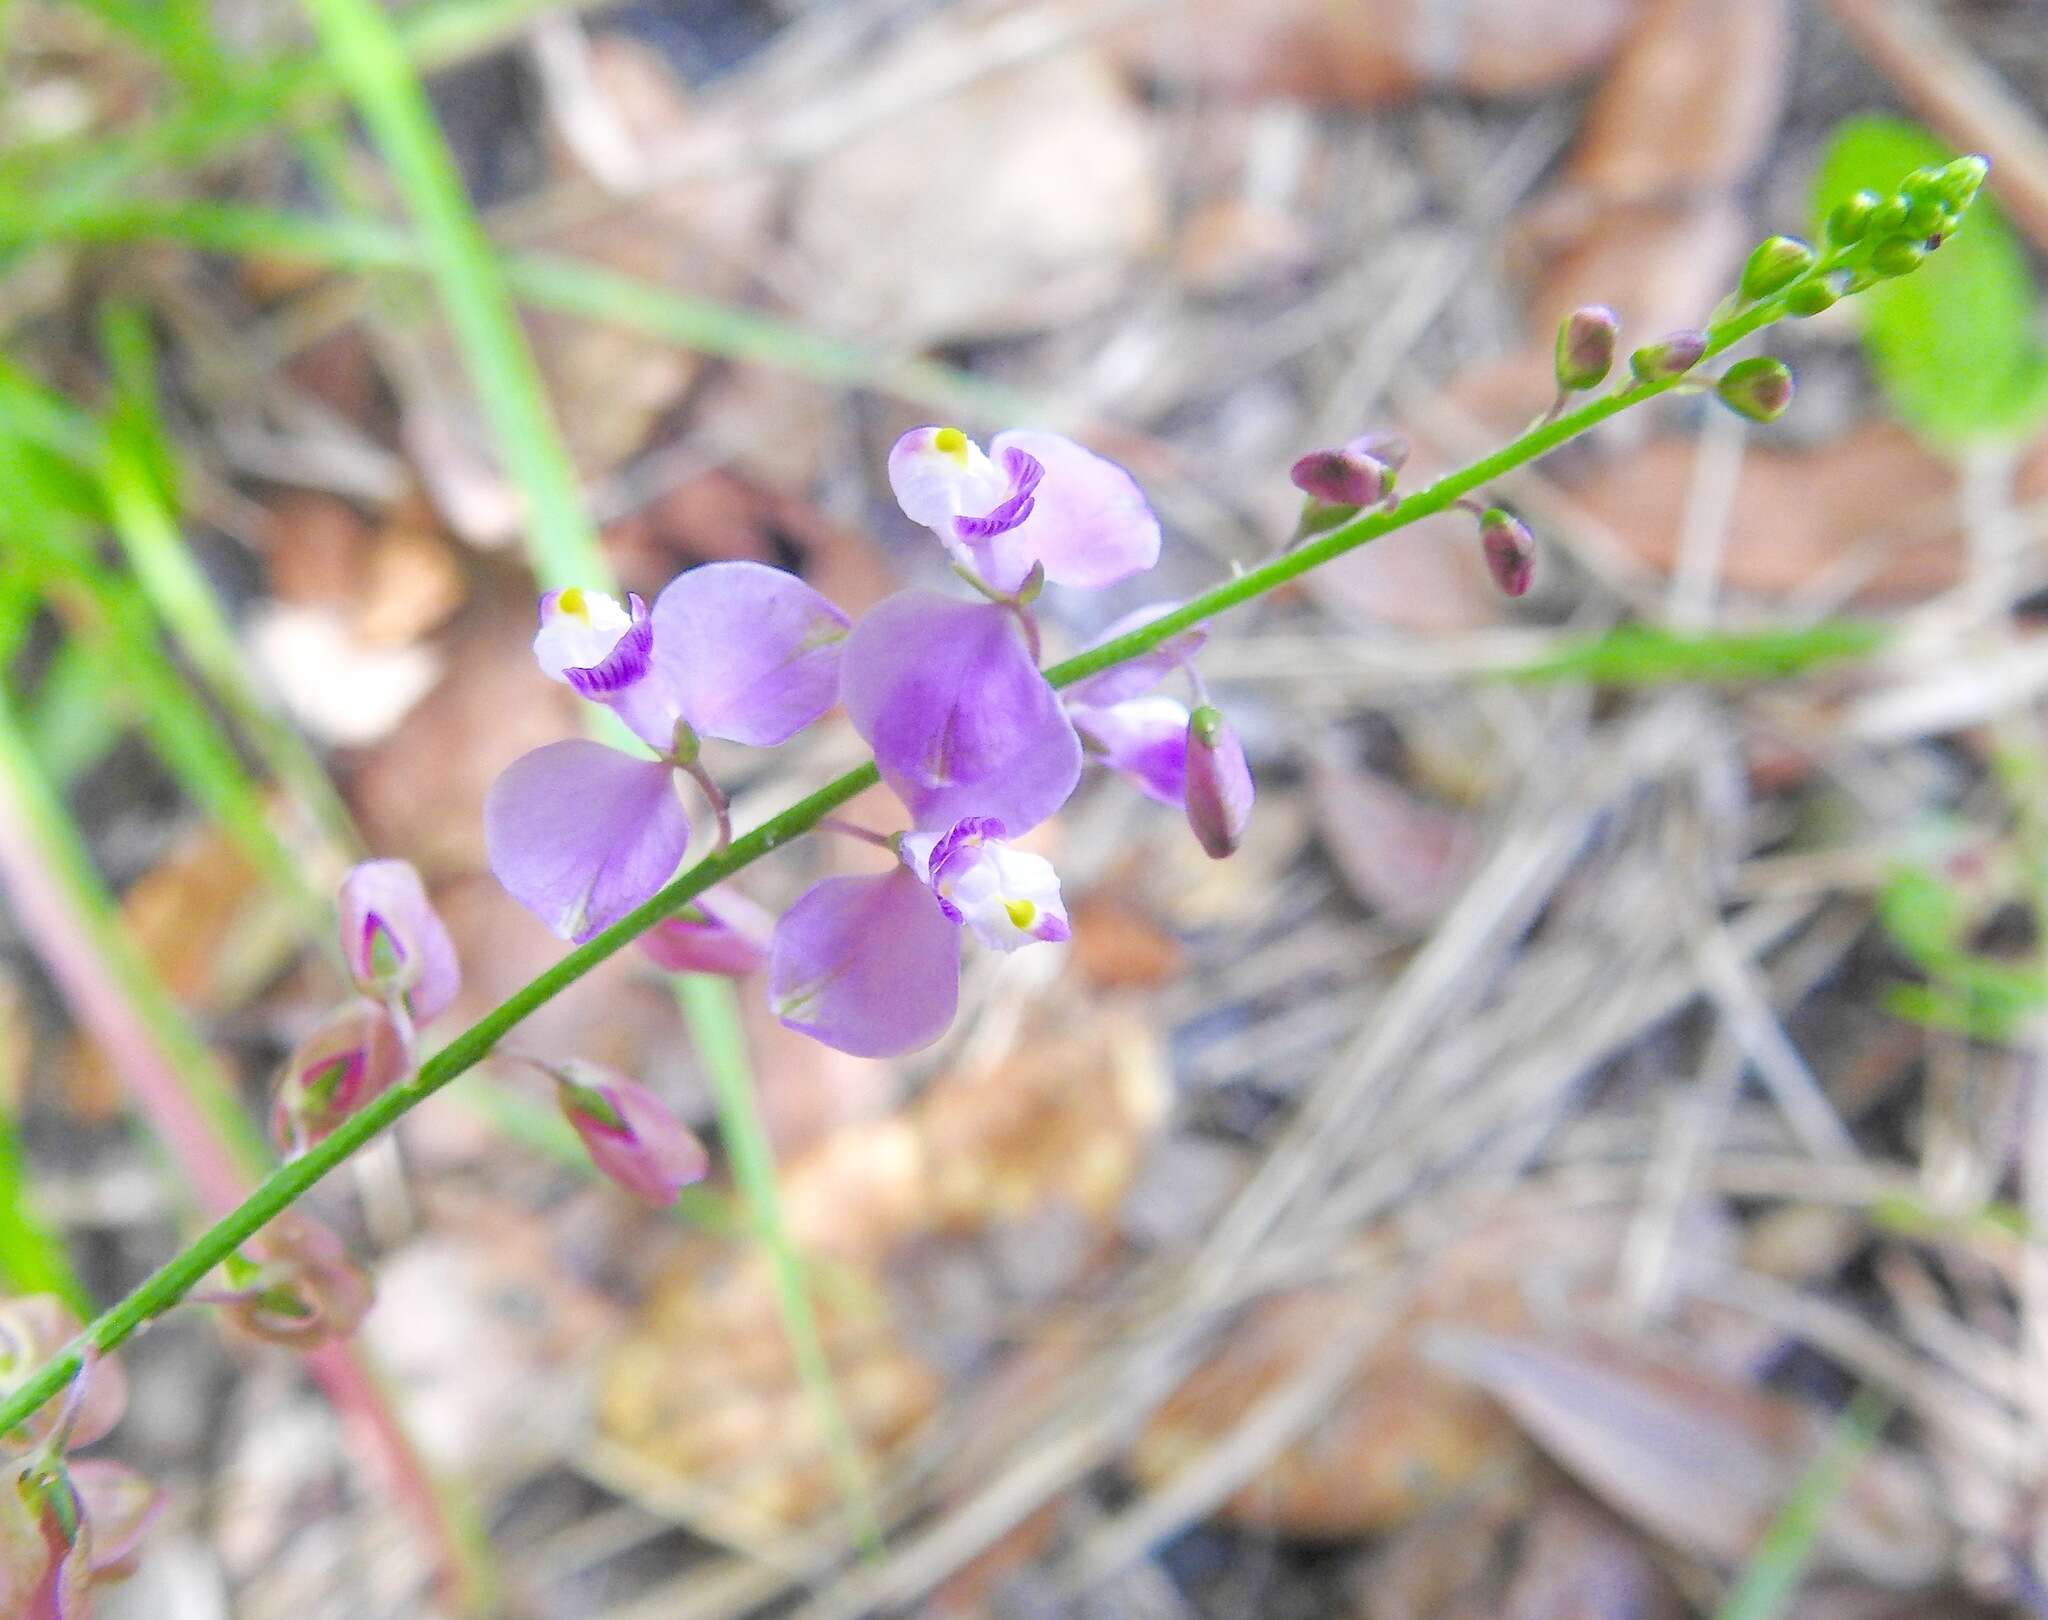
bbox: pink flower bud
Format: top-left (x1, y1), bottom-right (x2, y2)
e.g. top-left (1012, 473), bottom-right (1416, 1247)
top-left (1629, 329), bottom-right (1708, 382)
top-left (554, 1064), bottom-right (709, 1206)
top-left (337, 859), bottom-right (460, 1025)
top-left (0, 1299), bottom-right (125, 1453)
top-left (1290, 447), bottom-right (1389, 508)
top-left (271, 999), bottom-right (414, 1156)
top-left (639, 887), bottom-right (773, 977)
top-left (3, 1456), bottom-right (162, 1614)
top-left (1479, 507), bottom-right (1535, 598)
top-left (1185, 706), bottom-right (1255, 860)
top-left (217, 1213), bottom-right (373, 1348)
top-left (1554, 304), bottom-right (1619, 392)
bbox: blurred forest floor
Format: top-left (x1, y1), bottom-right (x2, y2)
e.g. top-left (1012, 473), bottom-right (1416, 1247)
top-left (6, 0), bottom-right (2048, 1616)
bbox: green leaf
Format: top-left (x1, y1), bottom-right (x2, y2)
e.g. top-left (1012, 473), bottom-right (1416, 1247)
top-left (1812, 116), bottom-right (2048, 445)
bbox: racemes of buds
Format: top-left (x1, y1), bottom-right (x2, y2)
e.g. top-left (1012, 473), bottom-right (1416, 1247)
top-left (1629, 329), bottom-right (1708, 383)
top-left (210, 1214), bottom-right (372, 1348)
top-left (1554, 305), bottom-right (1619, 393)
top-left (1, 1295), bottom-right (160, 1615)
top-left (550, 1063), bottom-right (709, 1206)
top-left (1715, 356), bottom-right (1795, 424)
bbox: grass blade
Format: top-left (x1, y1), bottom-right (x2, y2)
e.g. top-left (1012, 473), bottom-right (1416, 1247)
top-left (1713, 1387), bottom-right (1894, 1620)
top-left (676, 972), bottom-right (883, 1554)
top-left (299, 0), bottom-right (605, 590)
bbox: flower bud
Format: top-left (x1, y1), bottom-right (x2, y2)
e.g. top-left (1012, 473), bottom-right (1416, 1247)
top-left (1479, 507), bottom-right (1536, 597)
top-left (1629, 329), bottom-right (1707, 383)
top-left (217, 1214), bottom-right (372, 1348)
top-left (1185, 706), bottom-right (1254, 860)
top-left (337, 859), bottom-right (459, 1024)
top-left (640, 887), bottom-right (773, 977)
top-left (1903, 196), bottom-right (1946, 238)
top-left (1937, 154), bottom-right (1988, 211)
top-left (0, 1298), bottom-right (125, 1453)
top-left (1870, 236), bottom-right (1925, 277)
top-left (4, 1455), bottom-right (162, 1612)
top-left (271, 999), bottom-right (414, 1156)
top-left (1554, 304), bottom-right (1619, 392)
top-left (1868, 195), bottom-right (1911, 237)
top-left (554, 1064), bottom-right (709, 1206)
top-left (1826, 189), bottom-right (1880, 245)
top-left (1739, 236), bottom-right (1816, 302)
top-left (1784, 278), bottom-right (1839, 318)
top-left (1290, 446), bottom-right (1389, 508)
top-left (1714, 357), bottom-right (1795, 423)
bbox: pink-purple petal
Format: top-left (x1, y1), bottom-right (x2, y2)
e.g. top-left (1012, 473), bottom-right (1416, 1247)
top-left (987, 430), bottom-right (1160, 591)
top-left (650, 561), bottom-right (850, 747)
top-left (485, 740), bottom-right (690, 942)
top-left (841, 590), bottom-right (1080, 837)
top-left (1063, 601), bottom-right (1209, 709)
top-left (557, 1065), bottom-right (709, 1205)
top-left (769, 869), bottom-right (960, 1057)
top-left (336, 859), bottom-right (460, 1024)
top-left (639, 885), bottom-right (774, 977)
top-left (1073, 694), bottom-right (1191, 806)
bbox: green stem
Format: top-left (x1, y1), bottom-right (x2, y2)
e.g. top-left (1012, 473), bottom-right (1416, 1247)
top-left (0, 255), bottom-right (1853, 1442)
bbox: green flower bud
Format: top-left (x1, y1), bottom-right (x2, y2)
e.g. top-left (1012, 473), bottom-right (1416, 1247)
top-left (1869, 195), bottom-right (1912, 237)
top-left (1714, 356), bottom-right (1794, 423)
top-left (1827, 190), bottom-right (1880, 245)
top-left (1783, 277), bottom-right (1839, 318)
top-left (1739, 235), bottom-right (1816, 302)
top-left (1903, 196), bottom-right (1945, 237)
top-left (1870, 236), bottom-right (1926, 277)
top-left (1897, 165), bottom-right (1944, 203)
top-left (1554, 304), bottom-right (1619, 392)
top-left (1629, 329), bottom-right (1708, 383)
top-left (1937, 154), bottom-right (1989, 210)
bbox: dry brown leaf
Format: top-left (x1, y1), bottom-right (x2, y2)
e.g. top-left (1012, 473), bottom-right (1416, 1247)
top-left (1571, 424), bottom-right (1964, 601)
top-left (1311, 760), bottom-right (1475, 926)
top-left (1565, 0), bottom-right (1790, 201)
top-left (1423, 1329), bottom-right (1949, 1583)
top-left (1116, 0), bottom-right (1638, 105)
top-left (1131, 1207), bottom-right (1652, 1538)
top-left (789, 25), bottom-right (1162, 342)
top-left (1524, 198), bottom-right (1753, 345)
top-left (600, 1009), bottom-right (1168, 1526)
top-left (1066, 893), bottom-right (1184, 990)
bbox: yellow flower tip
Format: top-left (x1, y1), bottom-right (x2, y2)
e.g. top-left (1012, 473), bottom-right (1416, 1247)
top-left (556, 587), bottom-right (589, 621)
top-left (1004, 897), bottom-right (1037, 931)
top-left (932, 426), bottom-right (969, 461)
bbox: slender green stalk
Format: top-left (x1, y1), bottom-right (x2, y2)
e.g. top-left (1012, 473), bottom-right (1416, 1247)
top-left (677, 974), bottom-right (883, 1554)
top-left (299, 0), bottom-right (606, 591)
top-left (0, 200), bottom-right (1945, 1439)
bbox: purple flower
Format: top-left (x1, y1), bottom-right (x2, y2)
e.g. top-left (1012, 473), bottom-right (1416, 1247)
top-left (769, 817), bottom-right (1069, 1058)
top-left (1185, 706), bottom-right (1255, 859)
top-left (1064, 603), bottom-right (1210, 805)
top-left (271, 999), bottom-right (414, 1155)
top-left (639, 885), bottom-right (773, 977)
top-left (888, 426), bottom-right (1160, 595)
top-left (336, 859), bottom-right (459, 1023)
top-left (841, 589), bottom-right (1081, 837)
top-left (553, 1064), bottom-right (709, 1205)
top-left (491, 564), bottom-right (849, 941)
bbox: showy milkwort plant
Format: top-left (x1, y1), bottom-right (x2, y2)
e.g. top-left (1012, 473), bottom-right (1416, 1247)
top-left (0, 159), bottom-right (1993, 1567)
